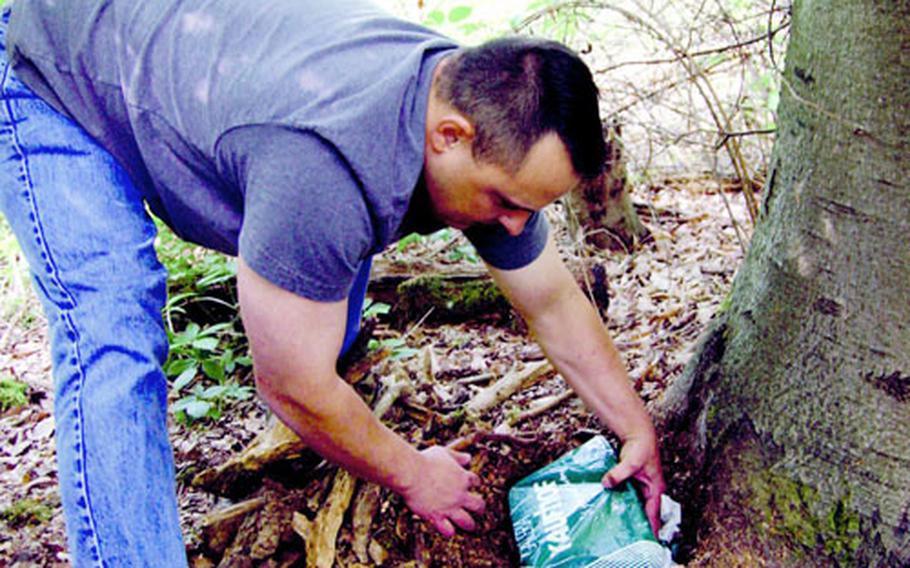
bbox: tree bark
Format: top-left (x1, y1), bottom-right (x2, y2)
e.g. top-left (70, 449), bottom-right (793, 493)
top-left (656, 1), bottom-right (910, 565)
top-left (565, 121), bottom-right (649, 252)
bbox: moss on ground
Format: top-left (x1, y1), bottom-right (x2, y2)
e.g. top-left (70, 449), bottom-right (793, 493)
top-left (0, 376), bottom-right (28, 411)
top-left (394, 274), bottom-right (511, 326)
top-left (1, 498), bottom-right (54, 529)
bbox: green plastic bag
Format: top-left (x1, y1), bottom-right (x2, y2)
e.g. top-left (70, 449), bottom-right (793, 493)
top-left (508, 436), bottom-right (671, 567)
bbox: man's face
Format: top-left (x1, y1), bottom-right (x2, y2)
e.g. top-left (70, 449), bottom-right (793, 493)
top-left (424, 131), bottom-right (579, 236)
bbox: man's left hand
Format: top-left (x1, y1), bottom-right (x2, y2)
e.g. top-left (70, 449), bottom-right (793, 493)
top-left (602, 433), bottom-right (666, 537)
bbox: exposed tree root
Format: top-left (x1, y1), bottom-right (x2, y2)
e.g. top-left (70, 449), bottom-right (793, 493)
top-left (292, 470), bottom-right (357, 568)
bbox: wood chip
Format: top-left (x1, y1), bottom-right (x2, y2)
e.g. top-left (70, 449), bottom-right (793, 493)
top-left (368, 539), bottom-right (389, 565)
top-left (351, 483), bottom-right (382, 563)
top-left (420, 345), bottom-right (438, 383)
top-left (373, 370), bottom-right (413, 419)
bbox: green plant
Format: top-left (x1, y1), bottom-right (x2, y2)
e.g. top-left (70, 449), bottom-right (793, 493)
top-left (446, 242), bottom-right (480, 264)
top-left (367, 336), bottom-right (420, 360)
top-left (362, 298), bottom-right (392, 319)
top-left (415, 0), bottom-right (581, 43)
top-left (155, 219), bottom-right (239, 338)
top-left (396, 232), bottom-right (425, 252)
top-left (422, 3), bottom-right (486, 39)
top-left (429, 229), bottom-right (480, 264)
top-left (164, 321), bottom-right (253, 423)
top-left (166, 322), bottom-right (238, 384)
top-left (0, 376), bottom-right (28, 411)
top-left (172, 382), bottom-right (254, 424)
top-left (153, 218), bottom-right (256, 424)
top-left (154, 218), bottom-right (236, 295)
top-left (513, 0), bottom-right (592, 44)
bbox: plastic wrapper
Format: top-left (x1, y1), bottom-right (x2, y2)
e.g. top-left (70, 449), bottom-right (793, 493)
top-left (508, 435), bottom-right (672, 567)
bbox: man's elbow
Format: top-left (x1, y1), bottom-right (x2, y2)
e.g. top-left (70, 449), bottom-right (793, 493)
top-left (251, 361), bottom-right (333, 412)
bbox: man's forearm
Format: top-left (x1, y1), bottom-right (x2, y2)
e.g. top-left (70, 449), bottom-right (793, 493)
top-left (237, 257), bottom-right (483, 535)
top-left (527, 282), bottom-right (655, 442)
top-left (487, 238), bottom-right (665, 532)
top-left (494, 240), bottom-right (654, 442)
top-left (257, 371), bottom-right (421, 493)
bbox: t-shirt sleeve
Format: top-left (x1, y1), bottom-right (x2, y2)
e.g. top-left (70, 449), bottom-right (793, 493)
top-left (462, 211), bottom-right (549, 270)
top-left (215, 125), bottom-right (373, 302)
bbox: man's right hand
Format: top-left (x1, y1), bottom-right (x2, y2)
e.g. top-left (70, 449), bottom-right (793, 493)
top-left (398, 446), bottom-right (486, 537)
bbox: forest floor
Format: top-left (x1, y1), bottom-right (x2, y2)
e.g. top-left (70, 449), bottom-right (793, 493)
top-left (0, 176), bottom-right (752, 566)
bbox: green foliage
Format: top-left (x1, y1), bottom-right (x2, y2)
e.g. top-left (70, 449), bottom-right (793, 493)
top-left (1, 498), bottom-right (54, 529)
top-left (445, 242), bottom-right (479, 264)
top-left (154, 218), bottom-right (236, 296)
top-left (447, 6), bottom-right (473, 23)
top-left (419, 1), bottom-right (495, 42)
top-left (154, 219), bottom-right (253, 425)
top-left (424, 5), bottom-right (474, 26)
top-left (423, 4), bottom-right (481, 37)
top-left (367, 336), bottom-right (421, 360)
top-left (519, 0), bottom-right (591, 43)
top-left (717, 291), bottom-right (734, 314)
top-left (424, 8), bottom-right (444, 27)
top-left (164, 321), bottom-right (253, 424)
top-left (417, 0), bottom-right (595, 44)
top-left (166, 326), bottom-right (251, 388)
top-left (395, 229), bottom-right (479, 263)
top-left (0, 376), bottom-right (28, 411)
top-left (362, 299), bottom-right (423, 359)
top-left (824, 497), bottom-right (862, 558)
top-left (430, 228), bottom-right (480, 264)
top-left (172, 382), bottom-right (254, 424)
top-left (362, 298), bottom-right (391, 319)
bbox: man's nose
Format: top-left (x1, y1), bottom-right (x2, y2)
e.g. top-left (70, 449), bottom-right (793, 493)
top-left (498, 210), bottom-right (532, 237)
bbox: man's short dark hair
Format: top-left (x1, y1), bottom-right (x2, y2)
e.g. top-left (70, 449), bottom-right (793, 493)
top-left (436, 37), bottom-right (606, 180)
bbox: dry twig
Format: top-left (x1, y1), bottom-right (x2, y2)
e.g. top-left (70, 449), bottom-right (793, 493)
top-left (462, 360), bottom-right (553, 418)
top-left (493, 390), bottom-right (577, 434)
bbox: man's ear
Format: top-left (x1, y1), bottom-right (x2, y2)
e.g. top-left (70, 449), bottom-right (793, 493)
top-left (428, 113), bottom-right (475, 154)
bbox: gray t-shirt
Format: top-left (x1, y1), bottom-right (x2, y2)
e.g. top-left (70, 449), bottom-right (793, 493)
top-left (8, 0), bottom-right (549, 301)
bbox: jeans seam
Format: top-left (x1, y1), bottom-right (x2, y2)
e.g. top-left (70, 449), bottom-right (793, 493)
top-left (0, 61), bottom-right (106, 567)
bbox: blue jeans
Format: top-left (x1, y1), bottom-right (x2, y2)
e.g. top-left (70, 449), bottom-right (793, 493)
top-left (0, 11), bottom-right (369, 566)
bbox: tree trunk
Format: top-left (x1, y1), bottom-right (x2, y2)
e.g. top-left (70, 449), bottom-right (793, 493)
top-left (565, 121), bottom-right (648, 252)
top-left (656, 1), bottom-right (910, 565)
